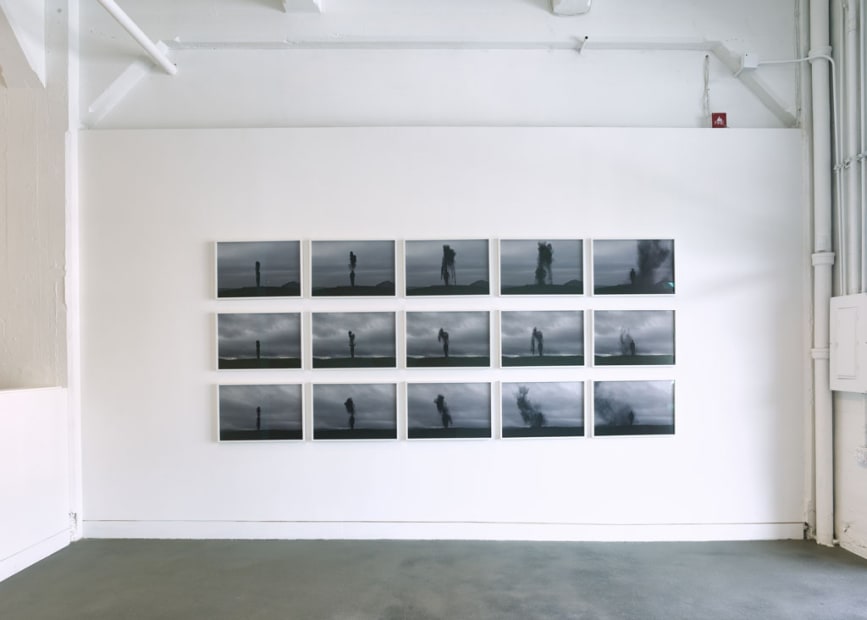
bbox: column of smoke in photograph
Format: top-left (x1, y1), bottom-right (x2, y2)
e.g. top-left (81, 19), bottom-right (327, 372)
top-left (216, 241), bottom-right (301, 297)
top-left (407, 382), bottom-right (492, 439)
top-left (499, 239), bottom-right (583, 295)
top-left (217, 313), bottom-right (302, 369)
top-left (592, 239), bottom-right (675, 295)
top-left (593, 311), bottom-right (675, 366)
top-left (311, 240), bottom-right (395, 296)
top-left (312, 312), bottom-right (396, 368)
top-left (218, 384), bottom-right (304, 441)
top-left (501, 382), bottom-right (585, 438)
top-left (593, 380), bottom-right (675, 436)
top-left (405, 311), bottom-right (491, 368)
top-left (405, 239), bottom-right (490, 296)
top-left (500, 310), bottom-right (584, 367)
top-left (312, 383), bottom-right (398, 440)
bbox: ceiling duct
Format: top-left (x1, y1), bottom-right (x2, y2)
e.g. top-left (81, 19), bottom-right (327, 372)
top-left (551, 0), bottom-right (592, 16)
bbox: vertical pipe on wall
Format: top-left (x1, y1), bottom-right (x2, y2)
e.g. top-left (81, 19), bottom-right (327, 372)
top-left (861, 0), bottom-right (867, 294)
top-left (810, 0), bottom-right (836, 548)
top-left (844, 0), bottom-right (862, 295)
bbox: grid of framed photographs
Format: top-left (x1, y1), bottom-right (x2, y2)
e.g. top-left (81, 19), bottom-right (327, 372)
top-left (214, 239), bottom-right (676, 442)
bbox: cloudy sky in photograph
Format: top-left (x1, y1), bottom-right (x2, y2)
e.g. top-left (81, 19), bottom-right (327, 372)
top-left (219, 384), bottom-right (302, 431)
top-left (312, 312), bottom-right (395, 359)
top-left (594, 310), bottom-right (674, 357)
top-left (594, 380), bottom-right (674, 426)
top-left (311, 240), bottom-right (394, 289)
top-left (501, 382), bottom-right (584, 429)
top-left (500, 240), bottom-right (583, 288)
top-left (593, 239), bottom-right (674, 288)
top-left (405, 240), bottom-right (489, 288)
top-left (313, 383), bottom-right (396, 431)
top-left (407, 382), bottom-right (491, 430)
top-left (217, 241), bottom-right (300, 290)
top-left (501, 311), bottom-right (583, 357)
top-left (218, 313), bottom-right (301, 360)
top-left (406, 311), bottom-right (490, 358)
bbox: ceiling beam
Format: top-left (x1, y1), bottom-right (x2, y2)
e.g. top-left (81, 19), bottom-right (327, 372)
top-left (282, 0), bottom-right (323, 12)
top-left (551, 0), bottom-right (592, 16)
top-left (0, 0), bottom-right (46, 88)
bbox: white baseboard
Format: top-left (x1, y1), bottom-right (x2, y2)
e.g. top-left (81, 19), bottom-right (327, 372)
top-left (840, 539), bottom-right (867, 561)
top-left (83, 520), bottom-right (805, 542)
top-left (0, 530), bottom-right (70, 583)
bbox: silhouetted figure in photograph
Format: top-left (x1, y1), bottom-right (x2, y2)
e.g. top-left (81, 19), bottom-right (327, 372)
top-left (531, 327), bottom-right (544, 357)
top-left (620, 328), bottom-right (636, 357)
top-left (516, 385), bottom-right (545, 429)
top-left (441, 244), bottom-right (456, 286)
top-left (349, 251), bottom-right (357, 287)
top-left (438, 328), bottom-right (449, 358)
top-left (344, 397), bottom-right (355, 430)
top-left (536, 242), bottom-right (554, 285)
top-left (256, 339), bottom-right (261, 360)
top-left (348, 330), bottom-right (356, 359)
top-left (256, 406), bottom-right (261, 431)
top-left (629, 267), bottom-right (637, 286)
top-left (255, 260), bottom-right (262, 288)
top-left (434, 394), bottom-right (452, 429)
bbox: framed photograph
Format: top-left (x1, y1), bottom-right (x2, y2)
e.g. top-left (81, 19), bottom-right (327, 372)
top-left (218, 384), bottom-right (303, 441)
top-left (593, 239), bottom-right (675, 295)
top-left (593, 380), bottom-right (675, 436)
top-left (593, 310), bottom-right (675, 366)
top-left (312, 312), bottom-right (396, 368)
top-left (312, 383), bottom-right (397, 440)
top-left (405, 239), bottom-right (489, 295)
top-left (217, 313), bottom-right (302, 369)
top-left (500, 239), bottom-right (583, 295)
top-left (406, 311), bottom-right (490, 368)
top-left (500, 310), bottom-right (584, 367)
top-left (407, 382), bottom-right (491, 439)
top-left (501, 381), bottom-right (584, 438)
top-left (216, 240), bottom-right (301, 298)
top-left (311, 240), bottom-right (395, 296)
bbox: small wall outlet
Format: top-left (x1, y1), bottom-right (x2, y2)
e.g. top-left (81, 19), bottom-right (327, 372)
top-left (856, 446), bottom-right (867, 467)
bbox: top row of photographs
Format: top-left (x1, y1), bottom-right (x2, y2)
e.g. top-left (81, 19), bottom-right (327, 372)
top-left (216, 239), bottom-right (675, 298)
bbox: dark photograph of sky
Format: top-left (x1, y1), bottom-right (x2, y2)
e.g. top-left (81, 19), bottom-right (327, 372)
top-left (500, 240), bottom-right (583, 289)
top-left (594, 310), bottom-right (675, 360)
top-left (311, 240), bottom-right (394, 291)
top-left (593, 239), bottom-right (674, 293)
top-left (406, 311), bottom-right (490, 359)
top-left (313, 383), bottom-right (397, 432)
top-left (594, 380), bottom-right (675, 429)
top-left (217, 241), bottom-right (300, 295)
top-left (501, 381), bottom-right (584, 432)
top-left (501, 311), bottom-right (584, 359)
top-left (405, 240), bottom-right (489, 291)
top-left (218, 313), bottom-right (301, 366)
top-left (312, 312), bottom-right (396, 362)
top-left (407, 382), bottom-right (491, 431)
top-left (219, 384), bottom-right (302, 432)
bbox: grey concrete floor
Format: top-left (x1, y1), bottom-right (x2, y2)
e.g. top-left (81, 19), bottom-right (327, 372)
top-left (0, 540), bottom-right (865, 619)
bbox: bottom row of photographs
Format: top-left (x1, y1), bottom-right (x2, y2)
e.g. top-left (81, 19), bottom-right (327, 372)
top-left (218, 380), bottom-right (675, 441)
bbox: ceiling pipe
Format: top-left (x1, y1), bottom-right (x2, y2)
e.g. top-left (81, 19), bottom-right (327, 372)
top-left (96, 0), bottom-right (177, 76)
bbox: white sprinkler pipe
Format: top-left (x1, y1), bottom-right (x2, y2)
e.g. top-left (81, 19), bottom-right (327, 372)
top-left (844, 0), bottom-right (861, 295)
top-left (811, 0), bottom-right (835, 548)
top-left (97, 0), bottom-right (177, 75)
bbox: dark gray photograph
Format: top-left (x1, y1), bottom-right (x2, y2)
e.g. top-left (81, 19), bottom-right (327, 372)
top-left (593, 380), bottom-right (675, 436)
top-left (501, 382), bottom-right (584, 438)
top-left (501, 310), bottom-right (584, 367)
top-left (217, 313), bottom-right (301, 369)
top-left (405, 239), bottom-right (489, 295)
top-left (594, 310), bottom-right (675, 366)
top-left (312, 312), bottom-right (396, 368)
top-left (313, 383), bottom-right (397, 440)
top-left (216, 241), bottom-right (300, 298)
top-left (218, 384), bottom-right (303, 441)
top-left (311, 240), bottom-right (395, 296)
top-left (406, 311), bottom-right (490, 367)
top-left (593, 239), bottom-right (675, 295)
top-left (407, 382), bottom-right (491, 439)
top-left (500, 240), bottom-right (583, 295)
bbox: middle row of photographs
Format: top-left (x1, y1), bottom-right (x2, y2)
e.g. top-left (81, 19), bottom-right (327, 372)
top-left (217, 310), bottom-right (676, 370)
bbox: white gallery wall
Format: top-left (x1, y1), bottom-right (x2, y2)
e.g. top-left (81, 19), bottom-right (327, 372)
top-left (79, 126), bottom-right (807, 540)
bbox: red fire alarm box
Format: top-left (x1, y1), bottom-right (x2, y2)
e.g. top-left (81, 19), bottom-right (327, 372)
top-left (711, 112), bottom-right (728, 128)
